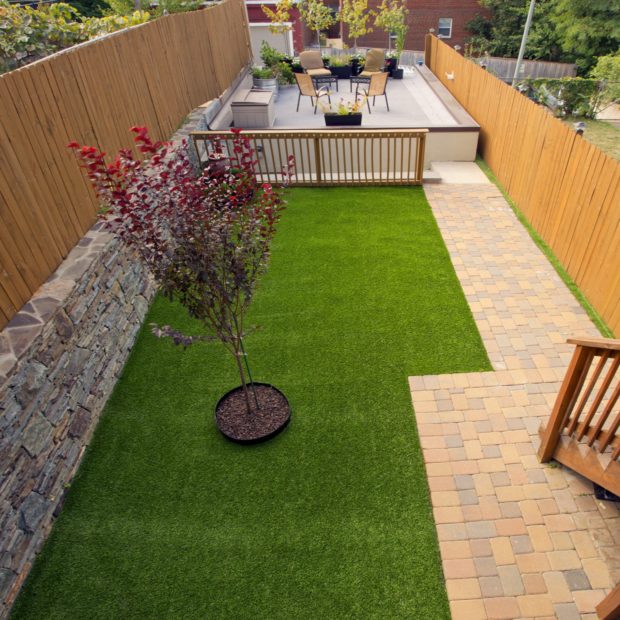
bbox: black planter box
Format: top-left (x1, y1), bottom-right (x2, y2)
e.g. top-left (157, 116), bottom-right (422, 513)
top-left (384, 57), bottom-right (397, 77)
top-left (350, 58), bottom-right (361, 76)
top-left (392, 68), bottom-right (404, 79)
top-left (324, 113), bottom-right (362, 126)
top-left (330, 65), bottom-right (352, 79)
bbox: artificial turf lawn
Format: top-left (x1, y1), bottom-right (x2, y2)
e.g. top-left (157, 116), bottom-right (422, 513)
top-left (12, 187), bottom-right (490, 619)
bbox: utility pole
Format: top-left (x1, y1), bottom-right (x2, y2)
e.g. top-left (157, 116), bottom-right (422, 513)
top-left (512, 0), bottom-right (536, 86)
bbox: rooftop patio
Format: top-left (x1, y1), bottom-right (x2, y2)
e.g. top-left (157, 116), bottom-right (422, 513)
top-left (209, 65), bottom-right (480, 169)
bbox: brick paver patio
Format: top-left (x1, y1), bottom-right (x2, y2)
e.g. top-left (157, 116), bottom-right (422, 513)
top-left (411, 178), bottom-right (619, 619)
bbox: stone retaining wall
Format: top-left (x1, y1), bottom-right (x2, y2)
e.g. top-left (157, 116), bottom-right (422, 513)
top-left (0, 225), bottom-right (154, 617)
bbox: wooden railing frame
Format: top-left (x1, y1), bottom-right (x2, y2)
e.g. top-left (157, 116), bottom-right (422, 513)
top-left (538, 337), bottom-right (620, 496)
top-left (597, 583), bottom-right (620, 620)
top-left (191, 129), bottom-right (428, 186)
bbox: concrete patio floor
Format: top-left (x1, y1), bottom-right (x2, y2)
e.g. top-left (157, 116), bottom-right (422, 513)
top-left (412, 167), bottom-right (619, 619)
top-left (273, 67), bottom-right (468, 129)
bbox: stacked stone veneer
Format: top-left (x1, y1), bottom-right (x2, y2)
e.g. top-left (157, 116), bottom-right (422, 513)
top-left (0, 224), bottom-right (155, 617)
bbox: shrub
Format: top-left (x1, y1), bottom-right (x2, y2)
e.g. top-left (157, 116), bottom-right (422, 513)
top-left (518, 77), bottom-right (604, 118)
top-left (0, 1), bottom-right (149, 73)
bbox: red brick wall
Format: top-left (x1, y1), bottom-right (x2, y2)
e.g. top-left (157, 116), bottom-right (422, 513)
top-left (346, 0), bottom-right (489, 51)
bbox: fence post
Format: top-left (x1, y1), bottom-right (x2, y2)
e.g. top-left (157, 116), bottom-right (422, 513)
top-left (424, 34), bottom-right (433, 68)
top-left (314, 136), bottom-right (322, 183)
top-left (538, 344), bottom-right (592, 462)
top-left (416, 134), bottom-right (426, 183)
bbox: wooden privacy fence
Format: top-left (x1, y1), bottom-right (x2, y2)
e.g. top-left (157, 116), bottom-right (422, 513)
top-left (426, 35), bottom-right (620, 336)
top-left (538, 337), bottom-right (620, 496)
top-left (0, 0), bottom-right (251, 330)
top-left (191, 129), bottom-right (428, 185)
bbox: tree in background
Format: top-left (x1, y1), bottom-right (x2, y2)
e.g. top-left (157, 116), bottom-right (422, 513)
top-left (106, 0), bottom-right (201, 16)
top-left (66, 0), bottom-right (108, 18)
top-left (261, 0), bottom-right (293, 34)
top-left (373, 0), bottom-right (407, 55)
top-left (340, 0), bottom-right (374, 53)
top-left (552, 0), bottom-right (620, 74)
top-left (0, 1), bottom-right (148, 73)
top-left (298, 0), bottom-right (336, 49)
top-left (591, 52), bottom-right (620, 110)
top-left (465, 0), bottom-right (620, 75)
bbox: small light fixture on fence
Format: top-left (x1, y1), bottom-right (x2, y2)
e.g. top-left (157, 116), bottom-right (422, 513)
top-left (454, 45), bottom-right (462, 53)
top-left (428, 28), bottom-right (435, 34)
top-left (573, 121), bottom-right (585, 136)
top-left (445, 72), bottom-right (455, 80)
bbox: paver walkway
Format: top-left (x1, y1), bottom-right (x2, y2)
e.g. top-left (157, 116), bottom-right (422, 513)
top-left (411, 176), bottom-right (619, 620)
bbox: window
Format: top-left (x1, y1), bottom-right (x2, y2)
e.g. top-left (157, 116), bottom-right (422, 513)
top-left (437, 18), bottom-right (452, 38)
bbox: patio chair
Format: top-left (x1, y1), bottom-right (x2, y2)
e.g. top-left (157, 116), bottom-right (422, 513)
top-left (294, 73), bottom-right (330, 114)
top-left (357, 71), bottom-right (389, 113)
top-left (359, 48), bottom-right (384, 77)
top-left (299, 50), bottom-right (331, 77)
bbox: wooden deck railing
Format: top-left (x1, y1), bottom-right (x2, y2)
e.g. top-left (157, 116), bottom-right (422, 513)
top-left (191, 129), bottom-right (427, 186)
top-left (538, 337), bottom-right (620, 496)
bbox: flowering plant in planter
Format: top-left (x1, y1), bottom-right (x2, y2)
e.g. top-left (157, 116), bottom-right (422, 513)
top-left (320, 94), bottom-right (367, 115)
top-left (69, 128), bottom-right (295, 442)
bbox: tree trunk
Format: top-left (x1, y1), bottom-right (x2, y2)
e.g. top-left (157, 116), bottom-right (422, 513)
top-left (233, 349), bottom-right (253, 415)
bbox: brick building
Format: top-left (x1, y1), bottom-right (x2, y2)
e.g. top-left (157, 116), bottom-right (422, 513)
top-left (245, 0), bottom-right (488, 55)
top-left (348, 0), bottom-right (489, 51)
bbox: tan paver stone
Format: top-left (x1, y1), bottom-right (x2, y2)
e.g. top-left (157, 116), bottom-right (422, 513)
top-left (572, 589), bottom-right (608, 613)
top-left (446, 578), bottom-right (482, 600)
top-left (517, 594), bottom-right (555, 617)
top-left (520, 500), bottom-right (545, 526)
top-left (570, 531), bottom-right (597, 559)
top-left (470, 539), bottom-right (493, 558)
top-left (490, 538), bottom-right (515, 566)
top-left (434, 506), bottom-right (465, 524)
top-left (543, 571), bottom-right (573, 603)
top-left (441, 541), bottom-right (472, 559)
top-left (483, 596), bottom-right (521, 619)
top-left (550, 532), bottom-right (574, 551)
top-left (496, 486), bottom-right (526, 503)
top-left (449, 598), bottom-right (488, 620)
top-left (437, 523), bottom-right (468, 541)
top-left (548, 550), bottom-right (582, 571)
top-left (527, 525), bottom-right (554, 552)
top-left (582, 558), bottom-right (613, 589)
top-left (515, 553), bottom-right (550, 573)
top-left (444, 558), bottom-right (478, 579)
top-left (497, 564), bottom-right (525, 596)
top-left (432, 491), bottom-right (461, 507)
top-left (544, 514), bottom-right (576, 532)
top-left (495, 518), bottom-right (527, 536)
top-left (522, 573), bottom-right (547, 595)
top-left (425, 462), bottom-right (453, 477)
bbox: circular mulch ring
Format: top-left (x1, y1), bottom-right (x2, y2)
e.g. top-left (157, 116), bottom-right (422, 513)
top-left (215, 383), bottom-right (291, 444)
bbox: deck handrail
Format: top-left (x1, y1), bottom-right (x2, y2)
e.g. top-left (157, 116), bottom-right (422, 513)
top-left (538, 336), bottom-right (620, 496)
top-left (191, 129), bottom-right (428, 186)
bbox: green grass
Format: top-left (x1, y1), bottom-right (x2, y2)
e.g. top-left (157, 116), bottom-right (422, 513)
top-left (12, 187), bottom-right (490, 619)
top-left (561, 117), bottom-right (620, 161)
top-left (476, 157), bottom-right (614, 338)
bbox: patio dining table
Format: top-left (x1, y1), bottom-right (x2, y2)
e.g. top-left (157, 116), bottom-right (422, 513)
top-left (311, 75), bottom-right (338, 93)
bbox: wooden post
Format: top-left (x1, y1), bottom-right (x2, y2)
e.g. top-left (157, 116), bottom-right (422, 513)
top-left (596, 583), bottom-right (620, 620)
top-left (538, 344), bottom-right (592, 462)
top-left (424, 34), bottom-right (434, 69)
top-left (314, 136), bottom-right (322, 183)
top-left (416, 134), bottom-right (426, 184)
